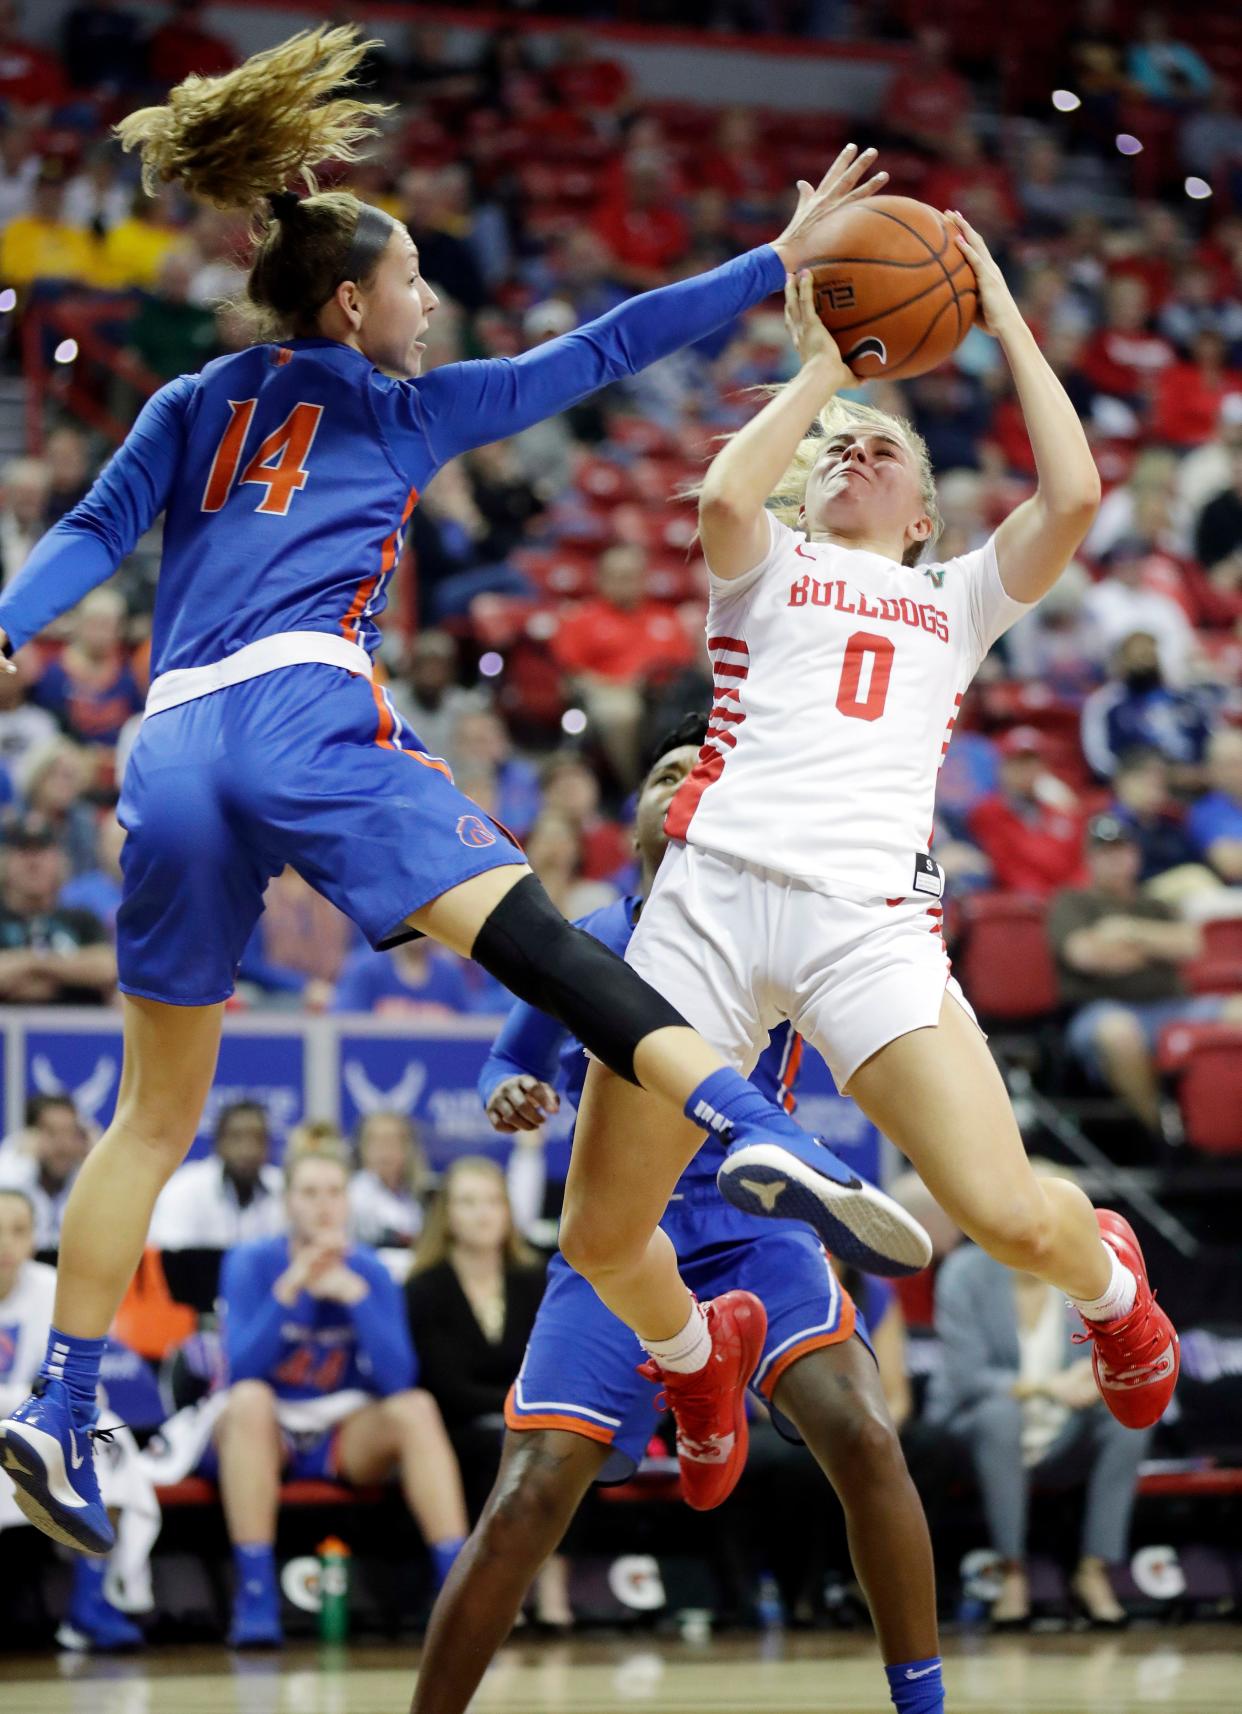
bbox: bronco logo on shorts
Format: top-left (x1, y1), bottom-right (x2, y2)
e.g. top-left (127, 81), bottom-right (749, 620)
top-left (456, 815), bottom-right (497, 848)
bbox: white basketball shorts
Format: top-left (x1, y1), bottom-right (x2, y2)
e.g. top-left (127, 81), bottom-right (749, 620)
top-left (626, 842), bottom-right (979, 1090)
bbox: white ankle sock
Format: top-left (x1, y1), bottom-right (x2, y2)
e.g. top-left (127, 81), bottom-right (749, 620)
top-left (1073, 1247), bottom-right (1138, 1324)
top-left (641, 1303), bottom-right (710, 1374)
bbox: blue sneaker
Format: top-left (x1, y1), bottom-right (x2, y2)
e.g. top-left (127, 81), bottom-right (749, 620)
top-left (228, 1566), bottom-right (284, 1649)
top-left (57, 1592), bottom-right (144, 1653)
top-left (0, 1376), bottom-right (114, 1556)
top-left (717, 1133), bottom-right (932, 1277)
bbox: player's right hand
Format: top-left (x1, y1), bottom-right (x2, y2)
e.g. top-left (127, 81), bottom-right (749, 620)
top-left (784, 270), bottom-right (852, 391)
top-left (487, 1075), bottom-right (560, 1133)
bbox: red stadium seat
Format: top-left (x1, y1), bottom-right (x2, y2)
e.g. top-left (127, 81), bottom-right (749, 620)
top-left (1157, 1021), bottom-right (1242, 1155)
top-left (958, 892), bottom-right (1060, 1021)
top-left (1203, 919), bottom-right (1242, 962)
top-left (1180, 956), bottom-right (1242, 996)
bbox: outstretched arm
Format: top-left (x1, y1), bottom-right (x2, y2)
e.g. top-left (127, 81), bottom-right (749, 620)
top-left (698, 271), bottom-right (852, 580)
top-left (413, 145), bottom-right (887, 468)
top-left (948, 211), bottom-right (1101, 604)
top-left (0, 375), bottom-right (194, 658)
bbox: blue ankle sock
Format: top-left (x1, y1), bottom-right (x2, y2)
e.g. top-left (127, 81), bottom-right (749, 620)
top-left (71, 1556), bottom-right (107, 1604)
top-left (886, 1657), bottom-right (945, 1714)
top-left (42, 1327), bottom-right (106, 1423)
top-left (429, 1535), bottom-right (466, 1588)
top-left (233, 1542), bottom-right (277, 1601)
top-left (684, 1067), bottom-right (801, 1145)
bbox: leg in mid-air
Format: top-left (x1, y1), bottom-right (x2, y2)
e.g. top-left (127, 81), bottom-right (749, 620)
top-left (0, 996), bottom-right (224, 1554)
top-left (846, 994), bottom-right (1178, 1429)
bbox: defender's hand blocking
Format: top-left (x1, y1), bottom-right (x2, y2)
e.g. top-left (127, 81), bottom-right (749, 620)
top-left (944, 209), bottom-right (1020, 338)
top-left (487, 1074), bottom-right (560, 1133)
top-left (771, 144), bottom-right (888, 274)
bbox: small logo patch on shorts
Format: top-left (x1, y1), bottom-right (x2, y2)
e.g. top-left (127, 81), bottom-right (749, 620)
top-left (457, 815), bottom-right (497, 848)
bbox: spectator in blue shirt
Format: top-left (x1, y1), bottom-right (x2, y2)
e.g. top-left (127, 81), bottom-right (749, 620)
top-left (213, 1148), bottom-right (468, 1647)
top-left (1108, 748), bottom-right (1201, 883)
top-left (331, 938), bottom-right (472, 1017)
top-left (1187, 727), bottom-right (1242, 884)
top-left (1080, 631), bottom-right (1213, 787)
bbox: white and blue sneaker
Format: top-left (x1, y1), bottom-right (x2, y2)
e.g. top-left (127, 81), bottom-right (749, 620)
top-left (717, 1132), bottom-right (932, 1277)
top-left (0, 1376), bottom-right (114, 1556)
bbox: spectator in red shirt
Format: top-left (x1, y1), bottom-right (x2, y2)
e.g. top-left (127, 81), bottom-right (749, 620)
top-left (551, 544), bottom-right (693, 786)
top-left (540, 753), bottom-right (631, 882)
top-left (1081, 276), bottom-right (1175, 417)
top-left (0, 0), bottom-right (68, 110)
top-left (546, 27), bottom-right (629, 117)
top-left (923, 126), bottom-right (1020, 233)
top-left (146, 0), bottom-right (237, 89)
top-left (884, 26), bottom-right (972, 157)
top-left (701, 108), bottom-right (782, 213)
top-left (1151, 331), bottom-right (1242, 449)
top-left (968, 727), bottom-right (1088, 898)
top-left (591, 154), bottom-right (689, 290)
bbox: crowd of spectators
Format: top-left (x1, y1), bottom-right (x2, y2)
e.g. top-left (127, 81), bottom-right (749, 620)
top-left (0, 0), bottom-right (1239, 1650)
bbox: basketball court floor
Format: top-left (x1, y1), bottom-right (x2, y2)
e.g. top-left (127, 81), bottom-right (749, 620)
top-left (6, 1629), bottom-right (1239, 1713)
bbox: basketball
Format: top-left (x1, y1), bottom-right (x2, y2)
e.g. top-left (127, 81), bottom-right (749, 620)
top-left (805, 195), bottom-right (978, 381)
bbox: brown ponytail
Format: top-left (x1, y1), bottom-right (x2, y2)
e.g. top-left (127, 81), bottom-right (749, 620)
top-left (115, 25), bottom-right (396, 339)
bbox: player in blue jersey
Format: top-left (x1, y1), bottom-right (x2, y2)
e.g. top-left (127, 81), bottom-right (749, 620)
top-left (213, 1148), bottom-right (469, 1646)
top-left (409, 718), bottom-right (945, 1714)
top-left (0, 27), bottom-right (927, 1555)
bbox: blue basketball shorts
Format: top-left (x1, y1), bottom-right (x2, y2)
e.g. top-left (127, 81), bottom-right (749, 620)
top-left (116, 665), bottom-right (525, 1005)
top-left (505, 1191), bottom-right (871, 1482)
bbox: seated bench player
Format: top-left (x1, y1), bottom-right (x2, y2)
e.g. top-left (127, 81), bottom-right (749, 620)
top-left (213, 1146), bottom-right (469, 1646)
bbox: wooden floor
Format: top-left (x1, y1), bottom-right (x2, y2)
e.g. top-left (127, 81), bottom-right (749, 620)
top-left (5, 1629), bottom-right (1241, 1713)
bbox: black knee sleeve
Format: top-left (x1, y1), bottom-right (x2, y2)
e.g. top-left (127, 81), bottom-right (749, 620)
top-left (472, 874), bottom-right (686, 1084)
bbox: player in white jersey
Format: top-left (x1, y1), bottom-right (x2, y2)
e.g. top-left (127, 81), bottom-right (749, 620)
top-left (561, 210), bottom-right (1178, 1445)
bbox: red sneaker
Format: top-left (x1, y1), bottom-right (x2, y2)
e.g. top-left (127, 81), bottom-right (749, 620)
top-left (638, 1291), bottom-right (767, 1511)
top-left (1076, 1210), bottom-right (1179, 1430)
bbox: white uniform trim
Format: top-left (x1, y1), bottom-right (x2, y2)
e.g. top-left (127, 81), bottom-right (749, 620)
top-left (145, 630), bottom-right (372, 718)
top-left (510, 1351), bottom-right (624, 1429)
top-left (751, 1247), bottom-right (842, 1391)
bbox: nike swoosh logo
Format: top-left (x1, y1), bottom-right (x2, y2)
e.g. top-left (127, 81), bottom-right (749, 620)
top-left (905, 1665), bottom-right (939, 1680)
top-left (68, 1430), bottom-right (84, 1471)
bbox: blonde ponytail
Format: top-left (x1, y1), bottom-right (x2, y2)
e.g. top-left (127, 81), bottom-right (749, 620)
top-left (114, 25), bottom-right (391, 212)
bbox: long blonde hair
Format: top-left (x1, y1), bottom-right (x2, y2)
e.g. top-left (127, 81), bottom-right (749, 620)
top-left (413, 1157), bottom-right (535, 1273)
top-left (115, 26), bottom-right (393, 339)
top-left (690, 392), bottom-right (942, 568)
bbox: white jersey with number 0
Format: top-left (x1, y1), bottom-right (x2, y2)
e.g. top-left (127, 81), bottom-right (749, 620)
top-left (666, 512), bottom-right (1031, 902)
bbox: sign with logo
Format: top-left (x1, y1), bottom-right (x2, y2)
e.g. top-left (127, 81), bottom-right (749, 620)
top-left (21, 1023), bottom-right (306, 1161)
top-left (337, 1030), bottom-right (503, 1171)
top-left (197, 1032), bottom-right (305, 1159)
top-left (24, 1027), bottom-right (122, 1132)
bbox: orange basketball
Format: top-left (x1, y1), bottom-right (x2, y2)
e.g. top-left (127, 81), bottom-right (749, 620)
top-left (806, 196), bottom-right (977, 381)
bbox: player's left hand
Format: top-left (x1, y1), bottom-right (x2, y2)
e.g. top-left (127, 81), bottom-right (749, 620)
top-left (771, 143), bottom-right (888, 273)
top-left (943, 210), bottom-right (1021, 339)
top-left (487, 1074), bottom-right (560, 1133)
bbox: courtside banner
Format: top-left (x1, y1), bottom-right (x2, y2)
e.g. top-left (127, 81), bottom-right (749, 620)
top-left (10, 1014), bottom-right (309, 1160)
top-left (1, 1012), bottom-right (879, 1183)
top-left (335, 1023), bottom-right (502, 1171)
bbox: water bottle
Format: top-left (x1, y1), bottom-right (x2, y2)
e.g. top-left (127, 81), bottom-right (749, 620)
top-left (317, 1536), bottom-right (351, 1644)
top-left (755, 1570), bottom-right (786, 1630)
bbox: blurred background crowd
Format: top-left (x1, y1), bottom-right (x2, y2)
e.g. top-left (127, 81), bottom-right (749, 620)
top-left (0, 0), bottom-right (1241, 1655)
